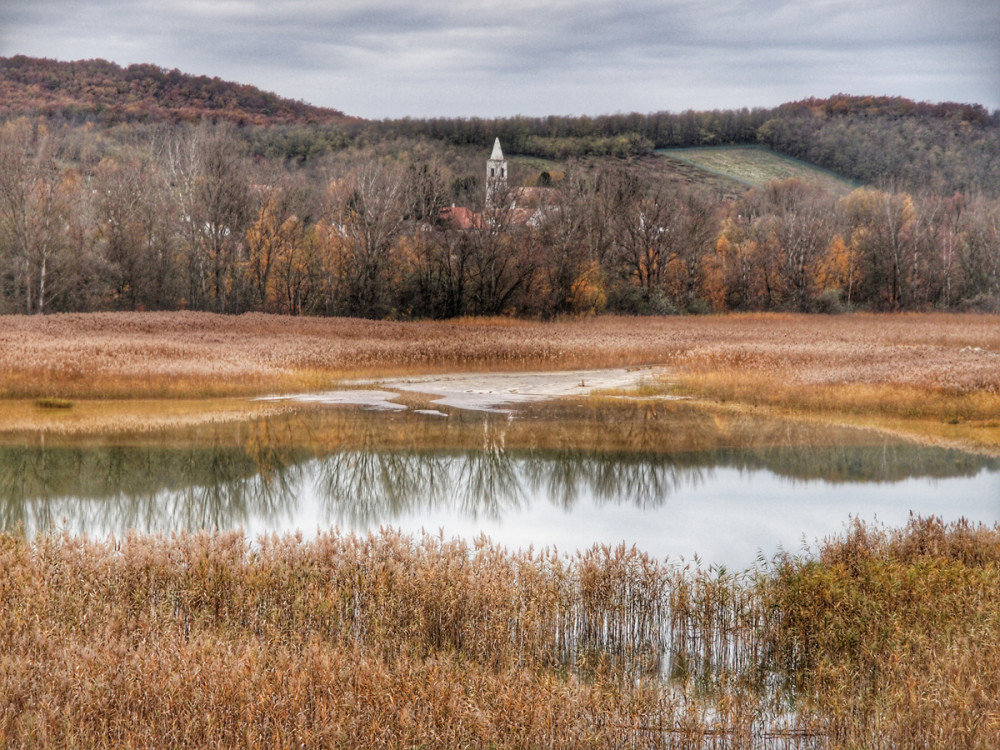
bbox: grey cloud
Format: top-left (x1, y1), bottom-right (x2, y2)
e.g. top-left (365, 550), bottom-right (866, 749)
top-left (1, 0), bottom-right (997, 117)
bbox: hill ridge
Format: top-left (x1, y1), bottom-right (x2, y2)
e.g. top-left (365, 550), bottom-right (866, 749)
top-left (0, 55), bottom-right (352, 126)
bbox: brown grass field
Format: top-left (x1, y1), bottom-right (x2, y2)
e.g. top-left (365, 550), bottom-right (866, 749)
top-left (0, 311), bottom-right (998, 451)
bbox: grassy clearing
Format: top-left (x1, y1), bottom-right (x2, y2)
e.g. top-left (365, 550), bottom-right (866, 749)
top-left (2, 517), bottom-right (998, 748)
top-left (643, 152), bottom-right (751, 198)
top-left (657, 145), bottom-right (859, 195)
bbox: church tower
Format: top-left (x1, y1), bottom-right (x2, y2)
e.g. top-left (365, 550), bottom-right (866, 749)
top-left (485, 137), bottom-right (507, 208)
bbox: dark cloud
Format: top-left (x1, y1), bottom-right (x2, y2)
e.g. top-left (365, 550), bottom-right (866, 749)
top-left (2, 0), bottom-right (997, 117)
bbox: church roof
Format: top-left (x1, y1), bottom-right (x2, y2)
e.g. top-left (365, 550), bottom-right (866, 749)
top-left (490, 137), bottom-right (504, 161)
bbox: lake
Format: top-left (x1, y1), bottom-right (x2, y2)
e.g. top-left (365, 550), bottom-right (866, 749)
top-left (3, 398), bottom-right (997, 567)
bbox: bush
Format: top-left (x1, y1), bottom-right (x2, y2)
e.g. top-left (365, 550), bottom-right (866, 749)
top-left (811, 288), bottom-right (847, 314)
top-left (958, 293), bottom-right (1000, 314)
top-left (606, 286), bottom-right (678, 316)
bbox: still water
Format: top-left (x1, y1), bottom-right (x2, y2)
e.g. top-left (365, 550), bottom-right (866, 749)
top-left (2, 400), bottom-right (998, 567)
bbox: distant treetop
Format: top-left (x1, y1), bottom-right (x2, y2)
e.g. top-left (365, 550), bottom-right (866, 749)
top-left (777, 94), bottom-right (992, 125)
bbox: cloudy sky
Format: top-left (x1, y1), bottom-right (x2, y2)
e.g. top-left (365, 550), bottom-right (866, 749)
top-left (1, 0), bottom-right (997, 119)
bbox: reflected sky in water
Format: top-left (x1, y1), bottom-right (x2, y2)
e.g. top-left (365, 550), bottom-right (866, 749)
top-left (2, 402), bottom-right (998, 567)
top-left (244, 451), bottom-right (1000, 567)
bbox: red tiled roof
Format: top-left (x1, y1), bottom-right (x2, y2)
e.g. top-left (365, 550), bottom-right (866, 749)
top-left (439, 203), bottom-right (552, 230)
top-left (439, 205), bottom-right (484, 230)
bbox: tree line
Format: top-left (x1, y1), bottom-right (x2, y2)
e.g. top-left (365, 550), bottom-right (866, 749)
top-left (356, 95), bottom-right (1000, 197)
top-left (0, 118), bottom-right (997, 318)
top-left (248, 99), bottom-right (999, 197)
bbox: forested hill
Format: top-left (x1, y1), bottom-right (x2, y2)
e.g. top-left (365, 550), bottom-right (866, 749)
top-left (1, 56), bottom-right (998, 194)
top-left (1, 63), bottom-right (998, 318)
top-left (0, 56), bottom-right (350, 125)
top-left (383, 95), bottom-right (1000, 196)
top-left (755, 96), bottom-right (1000, 195)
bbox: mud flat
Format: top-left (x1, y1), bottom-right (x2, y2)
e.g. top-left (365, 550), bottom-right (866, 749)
top-left (265, 367), bottom-right (666, 412)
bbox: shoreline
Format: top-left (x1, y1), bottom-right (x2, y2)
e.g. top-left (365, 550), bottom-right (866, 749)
top-left (0, 311), bottom-right (996, 452)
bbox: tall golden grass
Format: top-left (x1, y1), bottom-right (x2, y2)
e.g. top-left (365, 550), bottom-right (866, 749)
top-left (670, 373), bottom-right (1000, 453)
top-left (0, 311), bottom-right (997, 397)
top-left (1, 311), bottom-right (998, 449)
top-left (3, 518), bottom-right (998, 747)
top-left (767, 516), bottom-right (1000, 748)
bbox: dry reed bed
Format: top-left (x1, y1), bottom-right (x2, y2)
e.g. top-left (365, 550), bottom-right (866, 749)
top-left (0, 398), bottom-right (298, 437)
top-left (3, 311), bottom-right (998, 451)
top-left (2, 518), bottom-right (999, 748)
top-left (0, 311), bottom-right (998, 398)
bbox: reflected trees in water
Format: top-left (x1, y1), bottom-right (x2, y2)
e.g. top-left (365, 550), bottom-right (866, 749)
top-left (0, 407), bottom-right (996, 538)
top-left (0, 444), bottom-right (301, 535)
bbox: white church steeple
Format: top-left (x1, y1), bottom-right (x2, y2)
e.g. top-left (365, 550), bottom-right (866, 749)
top-left (486, 137), bottom-right (507, 208)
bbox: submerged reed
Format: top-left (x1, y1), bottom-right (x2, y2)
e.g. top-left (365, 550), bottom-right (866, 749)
top-left (2, 517), bottom-right (995, 747)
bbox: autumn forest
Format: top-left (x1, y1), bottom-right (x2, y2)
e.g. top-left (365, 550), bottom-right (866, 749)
top-left (1, 55), bottom-right (998, 319)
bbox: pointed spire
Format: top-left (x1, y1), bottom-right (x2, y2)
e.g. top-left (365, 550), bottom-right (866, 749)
top-left (490, 137), bottom-right (504, 161)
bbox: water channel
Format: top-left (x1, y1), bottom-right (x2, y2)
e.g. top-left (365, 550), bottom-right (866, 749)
top-left (3, 397), bottom-right (997, 567)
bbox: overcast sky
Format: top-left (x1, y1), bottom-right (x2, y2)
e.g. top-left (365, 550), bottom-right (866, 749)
top-left (1, 0), bottom-right (997, 119)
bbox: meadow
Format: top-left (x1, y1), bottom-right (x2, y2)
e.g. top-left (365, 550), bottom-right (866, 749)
top-left (1, 311), bottom-right (998, 451)
top-left (657, 146), bottom-right (860, 195)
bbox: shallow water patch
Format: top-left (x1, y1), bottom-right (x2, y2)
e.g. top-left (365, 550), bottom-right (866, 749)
top-left (3, 402), bottom-right (997, 567)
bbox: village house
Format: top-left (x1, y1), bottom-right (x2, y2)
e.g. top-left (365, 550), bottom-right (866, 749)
top-left (439, 138), bottom-right (558, 230)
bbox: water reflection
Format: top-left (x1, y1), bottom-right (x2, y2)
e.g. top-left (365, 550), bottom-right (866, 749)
top-left (0, 443), bottom-right (305, 536)
top-left (1, 404), bottom-right (997, 549)
top-left (310, 450), bottom-right (704, 527)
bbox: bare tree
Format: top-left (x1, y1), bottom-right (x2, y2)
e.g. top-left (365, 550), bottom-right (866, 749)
top-left (534, 176), bottom-right (594, 315)
top-left (94, 151), bottom-right (179, 310)
top-left (162, 123), bottom-right (252, 312)
top-left (763, 179), bottom-right (834, 311)
top-left (668, 187), bottom-right (719, 311)
top-left (0, 119), bottom-right (69, 314)
top-left (326, 160), bottom-right (407, 318)
top-left (463, 183), bottom-right (536, 316)
top-left (614, 182), bottom-right (673, 296)
top-left (960, 195), bottom-right (1000, 311)
top-left (843, 188), bottom-right (919, 311)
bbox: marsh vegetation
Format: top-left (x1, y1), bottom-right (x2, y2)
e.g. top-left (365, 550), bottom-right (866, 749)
top-left (4, 517), bottom-right (1000, 747)
top-left (1, 312), bottom-right (997, 453)
top-left (0, 314), bottom-right (997, 746)
top-left (0, 396), bottom-right (996, 743)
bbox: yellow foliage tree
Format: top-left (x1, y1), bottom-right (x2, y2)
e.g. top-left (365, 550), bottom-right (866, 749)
top-left (568, 262), bottom-right (607, 314)
top-left (840, 188), bottom-right (917, 310)
top-left (246, 192), bottom-right (294, 312)
top-left (818, 234), bottom-right (862, 307)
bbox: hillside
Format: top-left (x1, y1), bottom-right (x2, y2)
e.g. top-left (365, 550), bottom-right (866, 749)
top-left (1, 56), bottom-right (996, 195)
top-left (382, 95), bottom-right (1000, 196)
top-left (658, 146), bottom-right (859, 196)
top-left (0, 59), bottom-right (997, 318)
top-left (756, 96), bottom-right (1000, 195)
top-left (0, 55), bottom-right (351, 125)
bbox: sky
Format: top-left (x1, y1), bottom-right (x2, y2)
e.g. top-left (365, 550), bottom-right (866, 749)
top-left (1, 0), bottom-right (998, 120)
